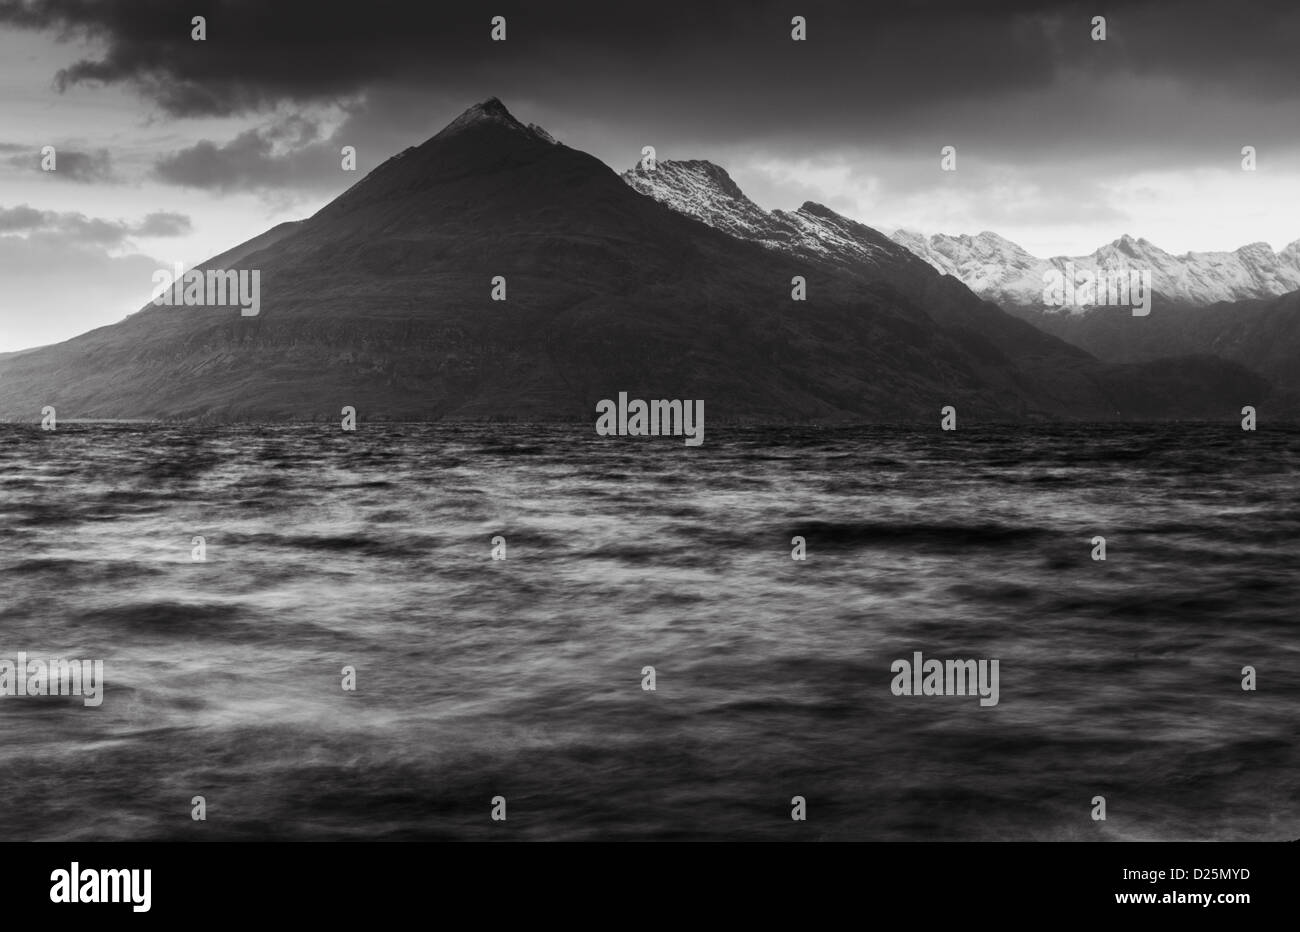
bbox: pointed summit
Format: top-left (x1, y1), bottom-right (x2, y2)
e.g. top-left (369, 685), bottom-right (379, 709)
top-left (477, 96), bottom-right (511, 116)
top-left (428, 96), bottom-right (558, 145)
top-left (435, 96), bottom-right (528, 139)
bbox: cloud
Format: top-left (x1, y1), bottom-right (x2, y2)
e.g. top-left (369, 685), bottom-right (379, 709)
top-left (47, 148), bottom-right (117, 182)
top-left (0, 204), bottom-right (191, 246)
top-left (5, 0), bottom-right (1300, 196)
top-left (0, 233), bottom-right (163, 350)
top-left (3, 0), bottom-right (1298, 123)
top-left (0, 202), bottom-right (190, 350)
top-left (2, 146), bottom-right (117, 182)
top-left (152, 115), bottom-right (341, 192)
top-left (131, 211), bottom-right (192, 236)
top-left (0, 205), bottom-right (46, 232)
top-left (1, 0), bottom-right (1296, 260)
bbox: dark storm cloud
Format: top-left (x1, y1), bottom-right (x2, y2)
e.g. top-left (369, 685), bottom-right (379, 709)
top-left (0, 205), bottom-right (191, 244)
top-left (5, 0), bottom-right (1298, 124)
top-left (6, 0), bottom-right (1298, 205)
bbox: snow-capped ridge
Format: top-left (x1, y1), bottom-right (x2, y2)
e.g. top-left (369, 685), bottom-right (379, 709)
top-left (622, 159), bottom-right (930, 285)
top-left (623, 159), bottom-right (771, 240)
top-left (892, 229), bottom-right (1300, 308)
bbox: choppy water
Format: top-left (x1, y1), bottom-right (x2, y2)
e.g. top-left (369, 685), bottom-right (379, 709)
top-left (0, 423), bottom-right (1296, 841)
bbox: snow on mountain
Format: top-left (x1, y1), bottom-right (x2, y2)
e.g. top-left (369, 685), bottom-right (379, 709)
top-left (623, 160), bottom-right (933, 284)
top-left (892, 229), bottom-right (1300, 309)
top-left (623, 160), bottom-right (773, 241)
top-left (0, 97), bottom-right (1268, 422)
top-left (620, 159), bottom-right (1295, 311)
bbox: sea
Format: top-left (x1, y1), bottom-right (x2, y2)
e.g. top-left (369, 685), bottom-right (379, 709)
top-left (0, 422), bottom-right (1295, 841)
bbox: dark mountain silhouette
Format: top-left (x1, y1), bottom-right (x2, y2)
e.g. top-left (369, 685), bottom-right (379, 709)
top-left (0, 99), bottom-right (1266, 422)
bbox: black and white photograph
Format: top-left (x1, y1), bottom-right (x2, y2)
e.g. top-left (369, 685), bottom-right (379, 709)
top-left (0, 0), bottom-right (1293, 914)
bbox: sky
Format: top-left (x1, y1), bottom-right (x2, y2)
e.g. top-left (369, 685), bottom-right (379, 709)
top-left (1, 0), bottom-right (1298, 352)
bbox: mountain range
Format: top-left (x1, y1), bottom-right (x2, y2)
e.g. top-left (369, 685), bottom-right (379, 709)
top-left (890, 230), bottom-right (1300, 309)
top-left (0, 99), bottom-right (1271, 422)
top-left (624, 158), bottom-right (1298, 411)
top-left (874, 230), bottom-right (1300, 404)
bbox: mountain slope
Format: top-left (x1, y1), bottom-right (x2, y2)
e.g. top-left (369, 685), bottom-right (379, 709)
top-left (622, 158), bottom-right (1268, 417)
top-left (0, 100), bottom-right (1267, 422)
top-left (1004, 291), bottom-right (1300, 405)
top-left (625, 160), bottom-right (936, 296)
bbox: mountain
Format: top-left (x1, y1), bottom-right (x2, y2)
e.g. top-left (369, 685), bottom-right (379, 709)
top-left (893, 230), bottom-right (1300, 309)
top-left (1002, 291), bottom-right (1300, 406)
top-left (624, 160), bottom-right (935, 295)
top-left (0, 99), bottom-right (1267, 422)
top-left (887, 228), bottom-right (1300, 403)
top-left (622, 157), bottom-right (1269, 416)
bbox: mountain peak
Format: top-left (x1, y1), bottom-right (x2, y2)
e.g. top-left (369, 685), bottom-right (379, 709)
top-left (434, 97), bottom-right (539, 141)
top-left (1102, 233), bottom-right (1149, 259)
top-left (622, 158), bottom-right (769, 238)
